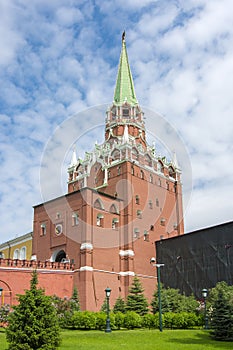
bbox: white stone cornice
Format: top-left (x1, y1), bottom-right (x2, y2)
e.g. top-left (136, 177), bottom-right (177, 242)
top-left (80, 243), bottom-right (93, 251)
top-left (119, 271), bottom-right (135, 276)
top-left (80, 266), bottom-right (93, 272)
top-left (119, 249), bottom-right (135, 257)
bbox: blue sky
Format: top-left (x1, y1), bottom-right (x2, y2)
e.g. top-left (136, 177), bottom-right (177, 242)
top-left (1, 0), bottom-right (233, 243)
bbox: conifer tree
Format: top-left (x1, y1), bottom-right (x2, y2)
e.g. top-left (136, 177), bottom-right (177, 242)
top-left (113, 296), bottom-right (126, 313)
top-left (211, 290), bottom-right (233, 341)
top-left (6, 270), bottom-right (61, 350)
top-left (126, 277), bottom-right (148, 315)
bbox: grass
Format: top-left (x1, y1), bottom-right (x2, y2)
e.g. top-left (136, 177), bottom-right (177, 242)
top-left (0, 329), bottom-right (232, 350)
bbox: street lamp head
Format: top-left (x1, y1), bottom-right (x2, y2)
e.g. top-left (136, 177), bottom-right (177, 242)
top-left (202, 288), bottom-right (208, 298)
top-left (105, 287), bottom-right (111, 298)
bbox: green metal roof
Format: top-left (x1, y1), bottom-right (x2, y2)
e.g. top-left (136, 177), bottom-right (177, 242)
top-left (113, 33), bottom-right (138, 106)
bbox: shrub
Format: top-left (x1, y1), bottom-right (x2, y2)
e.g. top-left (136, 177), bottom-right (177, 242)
top-left (95, 312), bottom-right (106, 330)
top-left (163, 312), bottom-right (199, 329)
top-left (142, 313), bottom-right (158, 329)
top-left (71, 311), bottom-right (96, 330)
top-left (114, 312), bottom-right (125, 329)
top-left (124, 311), bottom-right (142, 329)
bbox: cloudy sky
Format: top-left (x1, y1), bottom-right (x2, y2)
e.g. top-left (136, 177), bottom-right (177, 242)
top-left (0, 0), bottom-right (233, 243)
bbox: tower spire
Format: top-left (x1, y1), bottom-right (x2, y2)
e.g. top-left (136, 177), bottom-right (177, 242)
top-left (113, 32), bottom-right (138, 106)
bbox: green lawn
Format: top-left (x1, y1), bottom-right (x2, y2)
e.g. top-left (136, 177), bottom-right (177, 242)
top-left (0, 329), bottom-right (232, 350)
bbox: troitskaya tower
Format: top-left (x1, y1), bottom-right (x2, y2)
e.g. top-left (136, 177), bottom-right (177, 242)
top-left (33, 33), bottom-right (184, 311)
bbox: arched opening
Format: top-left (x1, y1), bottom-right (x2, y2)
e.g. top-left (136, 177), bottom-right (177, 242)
top-left (54, 250), bottom-right (66, 263)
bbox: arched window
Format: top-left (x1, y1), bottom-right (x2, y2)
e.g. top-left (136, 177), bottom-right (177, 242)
top-left (169, 166), bottom-right (176, 179)
top-left (149, 200), bottom-right (153, 209)
top-left (145, 154), bottom-right (152, 167)
top-left (157, 161), bottom-right (164, 173)
top-left (149, 174), bottom-right (153, 183)
top-left (140, 170), bottom-right (144, 180)
top-left (20, 247), bottom-right (26, 260)
top-left (137, 210), bottom-right (142, 219)
top-left (13, 249), bottom-right (20, 260)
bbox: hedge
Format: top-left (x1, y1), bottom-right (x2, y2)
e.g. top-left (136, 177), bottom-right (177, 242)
top-left (66, 311), bottom-right (201, 331)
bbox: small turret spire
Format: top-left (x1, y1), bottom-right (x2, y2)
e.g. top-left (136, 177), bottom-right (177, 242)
top-left (113, 32), bottom-right (138, 106)
top-left (70, 147), bottom-right (77, 166)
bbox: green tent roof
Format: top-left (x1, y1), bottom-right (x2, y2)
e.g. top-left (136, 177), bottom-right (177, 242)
top-left (113, 34), bottom-right (138, 106)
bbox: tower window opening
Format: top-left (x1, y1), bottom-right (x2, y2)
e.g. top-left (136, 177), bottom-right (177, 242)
top-left (40, 223), bottom-right (46, 236)
top-left (123, 108), bottom-right (129, 117)
top-left (149, 174), bottom-right (153, 183)
top-left (156, 198), bottom-right (159, 207)
top-left (140, 170), bottom-right (144, 179)
top-left (137, 210), bottom-right (142, 219)
top-left (135, 195), bottom-right (140, 205)
top-left (72, 212), bottom-right (79, 226)
top-left (134, 228), bottom-right (140, 239)
top-left (149, 200), bottom-right (153, 209)
top-left (97, 214), bottom-right (104, 227)
top-left (112, 218), bottom-right (119, 230)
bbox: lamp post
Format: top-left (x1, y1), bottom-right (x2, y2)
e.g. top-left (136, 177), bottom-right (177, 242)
top-left (105, 287), bottom-right (111, 333)
top-left (202, 288), bottom-right (208, 329)
top-left (150, 258), bottom-right (164, 332)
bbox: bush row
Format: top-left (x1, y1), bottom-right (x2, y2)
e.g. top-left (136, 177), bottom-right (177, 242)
top-left (63, 311), bottom-right (203, 330)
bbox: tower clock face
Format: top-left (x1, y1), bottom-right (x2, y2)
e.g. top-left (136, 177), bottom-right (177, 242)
top-left (55, 224), bottom-right (63, 235)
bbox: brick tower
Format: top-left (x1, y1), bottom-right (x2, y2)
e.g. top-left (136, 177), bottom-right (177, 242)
top-left (33, 33), bottom-right (184, 310)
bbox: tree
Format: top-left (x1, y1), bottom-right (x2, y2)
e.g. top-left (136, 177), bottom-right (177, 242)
top-left (210, 290), bottom-right (233, 341)
top-left (126, 277), bottom-right (148, 315)
top-left (6, 270), bottom-right (61, 350)
top-left (113, 296), bottom-right (126, 313)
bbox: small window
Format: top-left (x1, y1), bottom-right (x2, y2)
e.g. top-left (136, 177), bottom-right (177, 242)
top-left (149, 174), bottom-right (153, 183)
top-left (137, 210), bottom-right (142, 219)
top-left (108, 171), bottom-right (111, 179)
top-left (156, 198), bottom-right (159, 207)
top-left (40, 223), bottom-right (46, 236)
top-left (97, 214), bottom-right (104, 227)
top-left (112, 218), bottom-right (119, 230)
top-left (117, 166), bottom-right (121, 175)
top-left (134, 228), bottom-right (140, 239)
top-left (140, 170), bottom-right (144, 180)
top-left (158, 178), bottom-right (161, 187)
top-left (166, 182), bottom-right (169, 191)
top-left (150, 225), bottom-right (154, 231)
top-left (149, 200), bottom-right (153, 209)
top-left (160, 218), bottom-right (166, 226)
top-left (72, 212), bottom-right (79, 226)
top-left (135, 195), bottom-right (140, 205)
top-left (131, 166), bottom-right (134, 175)
top-left (56, 212), bottom-right (61, 219)
top-left (144, 230), bottom-right (149, 242)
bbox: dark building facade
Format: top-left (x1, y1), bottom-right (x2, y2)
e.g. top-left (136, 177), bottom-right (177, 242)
top-left (156, 221), bottom-right (233, 298)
